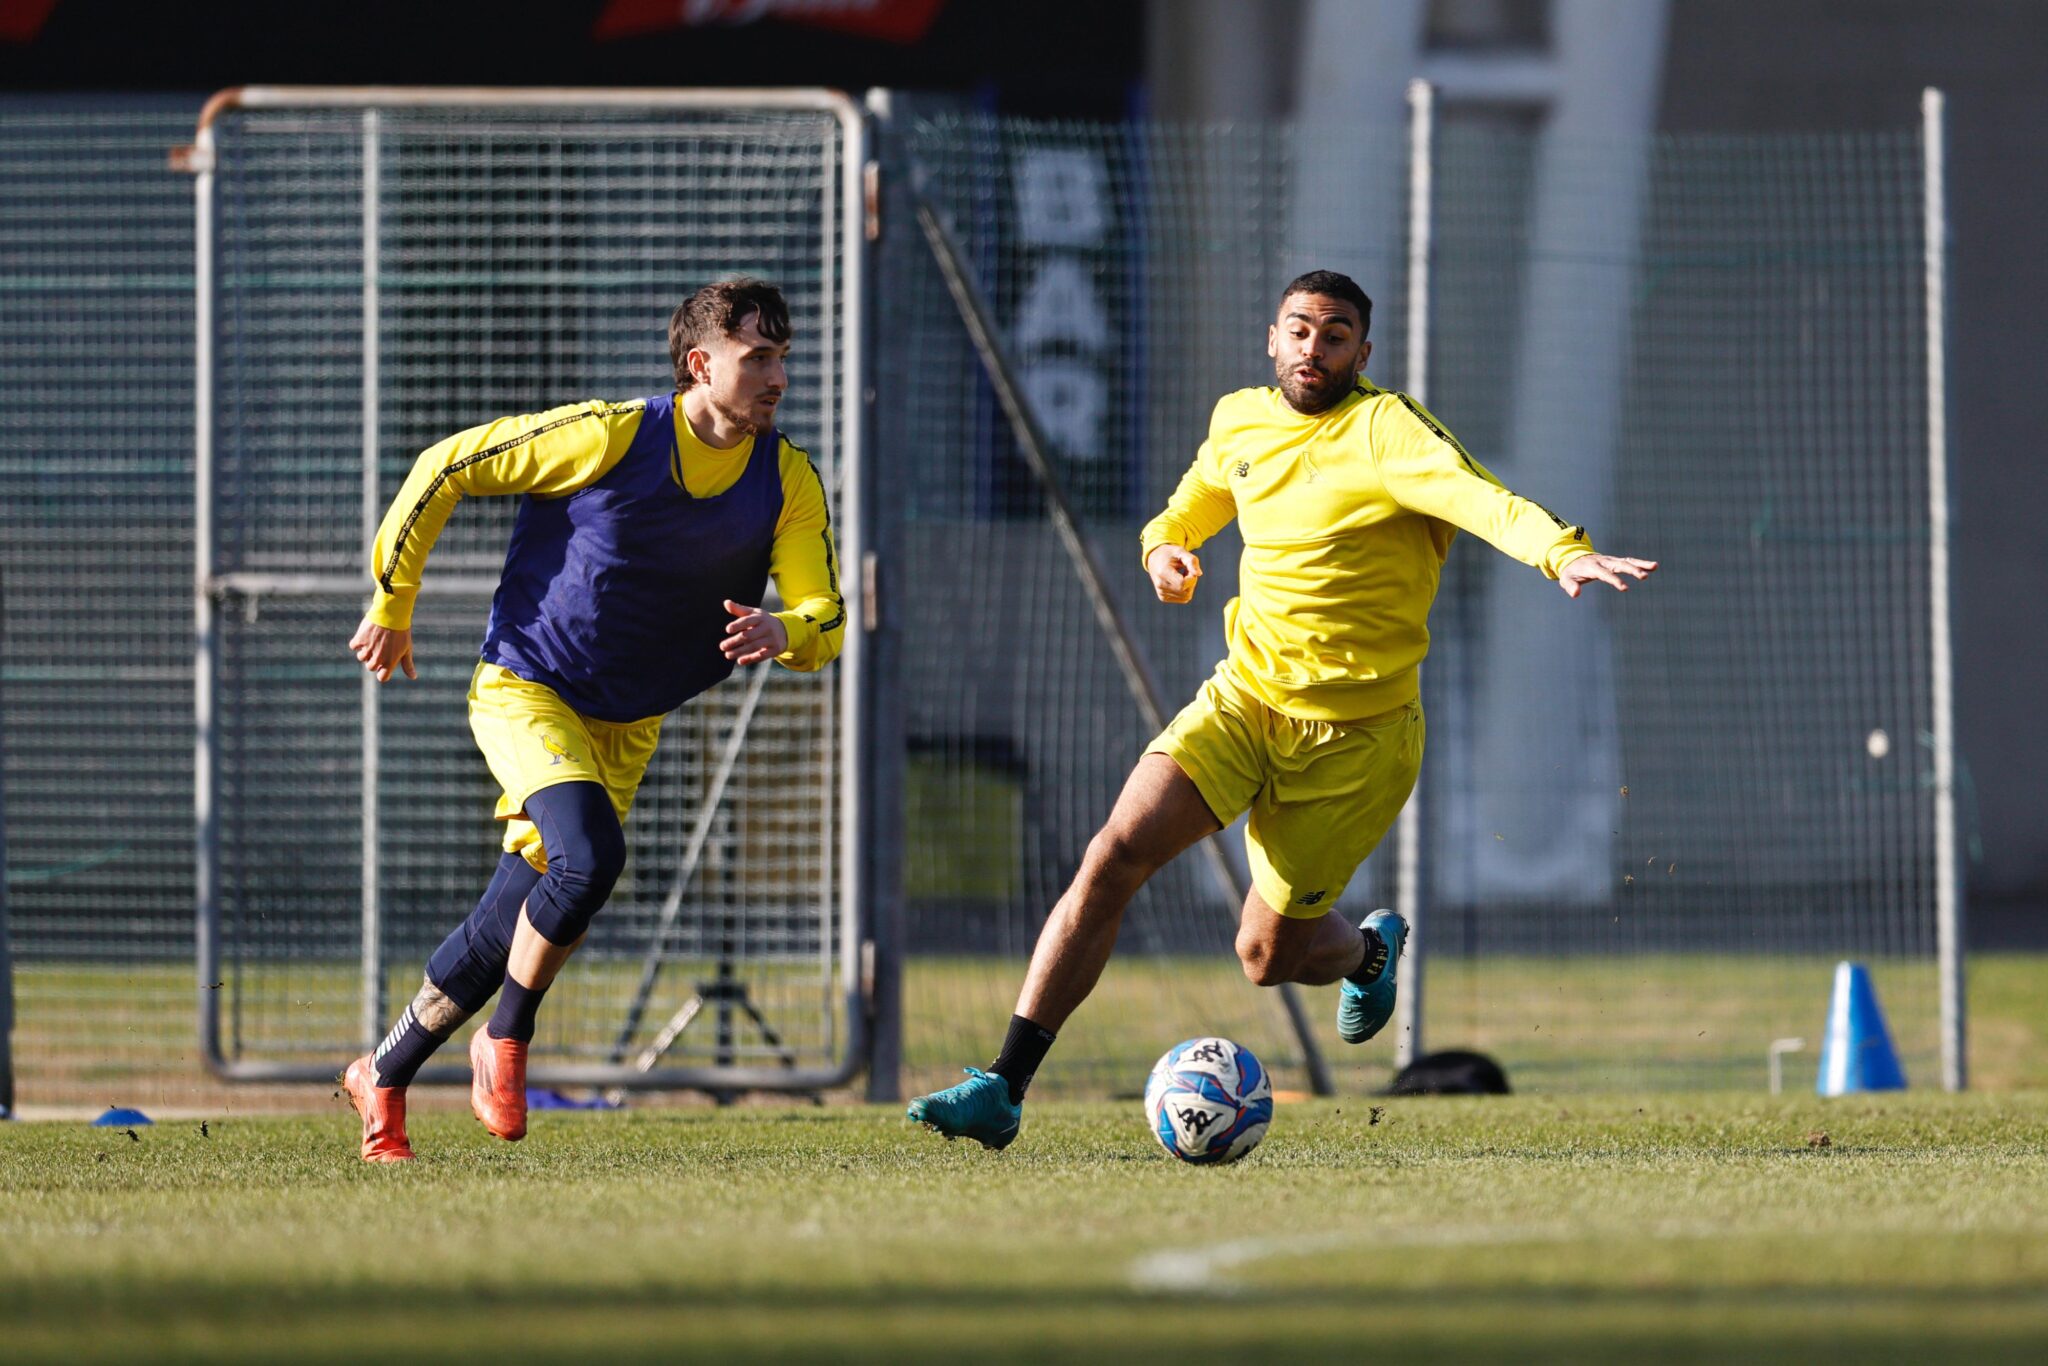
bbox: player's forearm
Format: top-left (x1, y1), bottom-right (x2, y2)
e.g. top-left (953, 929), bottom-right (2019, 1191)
top-left (766, 456), bottom-right (846, 671)
top-left (771, 594), bottom-right (846, 671)
top-left (366, 441), bottom-right (468, 630)
top-left (1138, 499), bottom-right (1231, 566)
top-left (1138, 453), bottom-right (1234, 566)
top-left (1465, 491), bottom-right (1597, 578)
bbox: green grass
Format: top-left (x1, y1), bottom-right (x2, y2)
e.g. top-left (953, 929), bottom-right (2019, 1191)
top-left (5, 1093), bottom-right (2048, 1361)
top-left (17, 952), bottom-right (2048, 1109)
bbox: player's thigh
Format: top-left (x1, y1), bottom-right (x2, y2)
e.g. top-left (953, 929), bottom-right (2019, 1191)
top-left (1139, 667), bottom-right (1266, 845)
top-left (1245, 701), bottom-right (1423, 916)
top-left (1090, 752), bottom-right (1227, 876)
top-left (468, 664), bottom-right (608, 816)
top-left (469, 663), bottom-right (660, 869)
top-left (584, 711), bottom-right (666, 826)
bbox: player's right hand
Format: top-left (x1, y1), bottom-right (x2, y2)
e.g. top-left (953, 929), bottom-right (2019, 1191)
top-left (349, 616), bottom-right (416, 683)
top-left (1146, 544), bottom-right (1202, 604)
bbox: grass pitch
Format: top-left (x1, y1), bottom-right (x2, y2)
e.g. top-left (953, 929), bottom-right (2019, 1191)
top-left (5, 1092), bottom-right (2048, 1362)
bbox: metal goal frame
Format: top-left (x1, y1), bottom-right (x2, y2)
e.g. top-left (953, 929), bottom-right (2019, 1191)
top-left (183, 86), bottom-right (870, 1091)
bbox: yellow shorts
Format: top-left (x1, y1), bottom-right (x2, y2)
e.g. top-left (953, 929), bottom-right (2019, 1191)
top-left (1147, 662), bottom-right (1423, 918)
top-left (467, 662), bottom-right (665, 871)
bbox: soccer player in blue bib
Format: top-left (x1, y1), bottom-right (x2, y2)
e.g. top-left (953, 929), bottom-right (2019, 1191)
top-left (341, 279), bottom-right (844, 1162)
top-left (908, 270), bottom-right (1655, 1149)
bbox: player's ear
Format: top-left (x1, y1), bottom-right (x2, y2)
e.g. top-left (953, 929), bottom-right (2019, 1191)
top-left (688, 345), bottom-right (713, 386)
top-left (1355, 339), bottom-right (1371, 376)
top-left (1266, 323), bottom-right (1278, 358)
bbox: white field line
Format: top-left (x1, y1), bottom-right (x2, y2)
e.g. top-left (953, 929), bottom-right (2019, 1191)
top-left (1127, 1221), bottom-right (1727, 1295)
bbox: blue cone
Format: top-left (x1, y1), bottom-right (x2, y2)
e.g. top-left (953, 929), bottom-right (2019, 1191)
top-left (1816, 961), bottom-right (1906, 1095)
top-left (91, 1106), bottom-right (153, 1126)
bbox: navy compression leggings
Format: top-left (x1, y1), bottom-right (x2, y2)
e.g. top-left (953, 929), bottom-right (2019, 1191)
top-left (426, 781), bottom-right (626, 1011)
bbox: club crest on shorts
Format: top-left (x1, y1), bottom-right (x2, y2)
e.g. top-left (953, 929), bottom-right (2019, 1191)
top-left (541, 733), bottom-right (577, 766)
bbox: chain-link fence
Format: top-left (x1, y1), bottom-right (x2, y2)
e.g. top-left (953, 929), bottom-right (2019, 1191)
top-left (0, 93), bottom-right (1948, 1108)
top-left (878, 107), bottom-right (1945, 1095)
top-left (1, 99), bottom-right (208, 1109)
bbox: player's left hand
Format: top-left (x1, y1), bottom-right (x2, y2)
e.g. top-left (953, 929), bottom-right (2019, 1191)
top-left (1558, 553), bottom-right (1659, 599)
top-left (721, 599), bottom-right (788, 666)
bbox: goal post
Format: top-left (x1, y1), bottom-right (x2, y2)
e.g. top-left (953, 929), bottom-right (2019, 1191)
top-left (185, 87), bottom-right (869, 1091)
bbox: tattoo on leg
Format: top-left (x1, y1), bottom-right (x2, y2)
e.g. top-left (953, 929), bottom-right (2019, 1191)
top-left (411, 978), bottom-right (473, 1038)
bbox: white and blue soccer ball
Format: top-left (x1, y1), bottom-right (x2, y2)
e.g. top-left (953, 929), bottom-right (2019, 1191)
top-left (1144, 1036), bottom-right (1273, 1165)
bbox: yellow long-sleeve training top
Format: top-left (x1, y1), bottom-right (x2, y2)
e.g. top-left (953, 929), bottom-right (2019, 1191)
top-left (1140, 380), bottom-right (1594, 722)
top-left (366, 395), bottom-right (844, 720)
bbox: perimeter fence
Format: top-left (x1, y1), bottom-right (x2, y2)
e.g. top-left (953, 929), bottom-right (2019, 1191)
top-left (0, 91), bottom-right (1950, 1107)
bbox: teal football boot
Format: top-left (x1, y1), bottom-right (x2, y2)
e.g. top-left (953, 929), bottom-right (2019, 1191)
top-left (1337, 909), bottom-right (1408, 1044)
top-left (906, 1067), bottom-right (1022, 1150)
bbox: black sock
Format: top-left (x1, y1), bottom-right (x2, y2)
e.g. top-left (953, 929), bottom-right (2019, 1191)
top-left (370, 1004), bottom-right (446, 1089)
top-left (1345, 927), bottom-right (1390, 987)
top-left (988, 1014), bottom-right (1056, 1104)
top-left (487, 977), bottom-right (548, 1044)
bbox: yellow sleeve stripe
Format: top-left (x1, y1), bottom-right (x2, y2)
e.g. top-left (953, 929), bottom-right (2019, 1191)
top-left (376, 406), bottom-right (614, 596)
top-left (795, 447), bottom-right (846, 633)
top-left (1391, 392), bottom-right (1583, 540)
top-left (1392, 391), bottom-right (1483, 477)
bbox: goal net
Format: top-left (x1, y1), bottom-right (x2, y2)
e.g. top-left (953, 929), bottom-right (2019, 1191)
top-left (195, 90), bottom-right (865, 1088)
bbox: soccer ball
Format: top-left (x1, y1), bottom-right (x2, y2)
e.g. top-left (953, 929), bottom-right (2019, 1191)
top-left (1144, 1036), bottom-right (1273, 1165)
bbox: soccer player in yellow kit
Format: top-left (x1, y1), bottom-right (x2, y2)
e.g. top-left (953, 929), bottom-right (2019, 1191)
top-left (340, 278), bottom-right (844, 1162)
top-left (909, 270), bottom-right (1656, 1148)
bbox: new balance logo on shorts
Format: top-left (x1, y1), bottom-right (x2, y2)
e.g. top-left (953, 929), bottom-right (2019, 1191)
top-left (1294, 890), bottom-right (1326, 906)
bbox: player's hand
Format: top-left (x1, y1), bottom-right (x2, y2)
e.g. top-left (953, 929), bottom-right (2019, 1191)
top-left (721, 599), bottom-right (789, 666)
top-left (349, 616), bottom-right (416, 682)
top-left (1558, 553), bottom-right (1659, 599)
top-left (1147, 544), bottom-right (1203, 604)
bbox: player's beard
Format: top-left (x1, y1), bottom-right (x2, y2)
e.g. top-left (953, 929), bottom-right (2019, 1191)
top-left (711, 389), bottom-right (765, 436)
top-left (1275, 356), bottom-right (1346, 415)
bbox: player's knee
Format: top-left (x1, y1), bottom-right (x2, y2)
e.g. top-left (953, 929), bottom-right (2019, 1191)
top-left (1083, 825), bottom-right (1161, 888)
top-left (429, 852), bottom-right (543, 1010)
top-left (1235, 930), bottom-right (1292, 987)
top-left (523, 784), bottom-right (626, 945)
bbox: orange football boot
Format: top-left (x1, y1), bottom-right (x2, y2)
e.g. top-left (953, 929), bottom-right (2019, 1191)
top-left (469, 1027), bottom-right (529, 1141)
top-left (341, 1055), bottom-right (415, 1163)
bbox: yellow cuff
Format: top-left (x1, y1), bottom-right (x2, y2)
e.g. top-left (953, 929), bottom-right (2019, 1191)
top-left (365, 591), bottom-right (416, 631)
top-left (773, 609), bottom-right (814, 659)
top-left (1546, 539), bottom-right (1597, 580)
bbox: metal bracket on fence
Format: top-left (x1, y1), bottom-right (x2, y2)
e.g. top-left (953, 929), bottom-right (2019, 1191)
top-left (912, 194), bottom-right (1334, 1098)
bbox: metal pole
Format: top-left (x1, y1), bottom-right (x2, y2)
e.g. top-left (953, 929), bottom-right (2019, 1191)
top-left (914, 196), bottom-right (1335, 1096)
top-left (1392, 78), bottom-right (1433, 1072)
top-left (1923, 87), bottom-right (1964, 1092)
top-left (835, 100), bottom-right (870, 1087)
top-left (0, 564), bottom-right (14, 1119)
top-left (359, 109), bottom-right (384, 1052)
top-left (193, 120), bottom-right (225, 1070)
top-left (857, 91), bottom-right (901, 1105)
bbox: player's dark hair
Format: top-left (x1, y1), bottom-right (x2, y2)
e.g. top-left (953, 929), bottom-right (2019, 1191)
top-left (670, 277), bottom-right (791, 390)
top-left (1280, 270), bottom-right (1372, 338)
